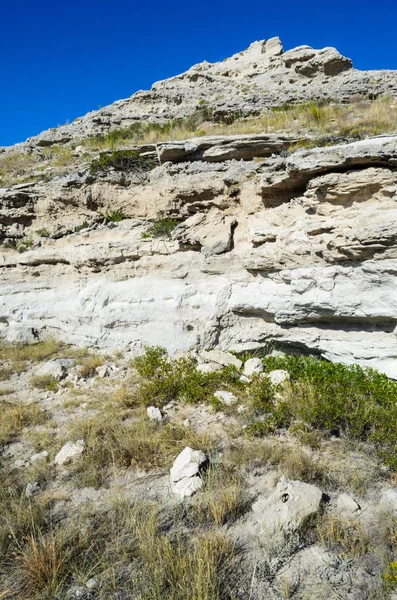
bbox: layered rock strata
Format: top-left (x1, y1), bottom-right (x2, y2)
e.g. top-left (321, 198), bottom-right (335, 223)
top-left (1, 133), bottom-right (397, 377)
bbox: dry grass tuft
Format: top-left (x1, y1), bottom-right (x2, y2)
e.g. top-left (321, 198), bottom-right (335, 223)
top-left (315, 514), bottom-right (371, 558)
top-left (64, 407), bottom-right (216, 487)
top-left (0, 400), bottom-right (47, 444)
top-left (77, 353), bottom-right (105, 378)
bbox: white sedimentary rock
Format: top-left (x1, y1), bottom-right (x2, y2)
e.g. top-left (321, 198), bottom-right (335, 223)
top-left (55, 440), bottom-right (85, 466)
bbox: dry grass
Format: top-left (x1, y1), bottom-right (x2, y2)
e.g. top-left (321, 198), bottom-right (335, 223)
top-left (30, 374), bottom-right (59, 392)
top-left (192, 467), bottom-right (249, 527)
top-left (0, 338), bottom-right (64, 374)
top-left (64, 407), bottom-right (216, 487)
top-left (0, 400), bottom-right (47, 444)
top-left (18, 532), bottom-right (68, 596)
top-left (82, 96), bottom-right (397, 152)
top-left (315, 514), bottom-right (371, 558)
top-left (0, 151), bottom-right (40, 186)
top-left (11, 496), bottom-right (237, 600)
top-left (77, 353), bottom-right (105, 378)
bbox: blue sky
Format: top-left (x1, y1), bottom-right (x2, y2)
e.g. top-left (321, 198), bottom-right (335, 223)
top-left (1, 0), bottom-right (396, 146)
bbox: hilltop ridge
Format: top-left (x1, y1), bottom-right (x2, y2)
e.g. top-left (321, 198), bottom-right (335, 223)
top-left (3, 36), bottom-right (397, 151)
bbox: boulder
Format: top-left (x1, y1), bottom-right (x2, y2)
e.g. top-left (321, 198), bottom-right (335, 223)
top-left (243, 357), bottom-right (264, 377)
top-left (170, 447), bottom-right (207, 499)
top-left (199, 350), bottom-right (242, 370)
top-left (147, 406), bottom-right (163, 422)
top-left (252, 477), bottom-right (323, 534)
top-left (196, 362), bottom-right (221, 374)
top-left (55, 440), bottom-right (85, 466)
top-left (214, 390), bottom-right (237, 406)
top-left (267, 370), bottom-right (290, 386)
top-left (35, 359), bottom-right (72, 381)
top-left (172, 209), bottom-right (236, 257)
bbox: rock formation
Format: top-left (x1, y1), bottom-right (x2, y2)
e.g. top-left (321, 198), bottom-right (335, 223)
top-left (1, 38), bottom-right (397, 377)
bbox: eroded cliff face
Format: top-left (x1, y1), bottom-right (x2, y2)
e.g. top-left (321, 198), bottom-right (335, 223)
top-left (1, 130), bottom-right (397, 376)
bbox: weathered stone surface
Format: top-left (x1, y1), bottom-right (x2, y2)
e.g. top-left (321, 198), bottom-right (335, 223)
top-left (251, 477), bottom-right (323, 533)
top-left (199, 350), bottom-right (242, 370)
top-left (214, 390), bottom-right (237, 405)
top-left (147, 406), bottom-right (163, 422)
top-left (34, 359), bottom-right (71, 381)
top-left (54, 440), bottom-right (85, 466)
top-left (243, 357), bottom-right (264, 376)
top-left (267, 370), bottom-right (290, 386)
top-left (1, 43), bottom-right (397, 382)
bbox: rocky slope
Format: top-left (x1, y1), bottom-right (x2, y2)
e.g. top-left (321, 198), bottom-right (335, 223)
top-left (2, 36), bottom-right (397, 151)
top-left (1, 38), bottom-right (397, 377)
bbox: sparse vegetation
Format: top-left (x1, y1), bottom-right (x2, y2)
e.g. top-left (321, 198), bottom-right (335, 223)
top-left (30, 374), bottom-right (59, 392)
top-left (98, 209), bottom-right (128, 222)
top-left (89, 149), bottom-right (156, 176)
top-left (141, 213), bottom-right (179, 239)
top-left (0, 400), bottom-right (47, 444)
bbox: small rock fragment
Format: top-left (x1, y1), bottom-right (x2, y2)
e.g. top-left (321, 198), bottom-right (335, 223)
top-left (25, 481), bottom-right (39, 497)
top-left (30, 450), bottom-right (49, 464)
top-left (55, 440), bottom-right (85, 466)
top-left (267, 369), bottom-right (290, 386)
top-left (147, 406), bottom-right (163, 422)
top-left (243, 357), bottom-right (264, 376)
top-left (170, 446), bottom-right (207, 499)
top-left (336, 493), bottom-right (361, 515)
top-left (214, 390), bottom-right (237, 406)
top-left (86, 578), bottom-right (98, 590)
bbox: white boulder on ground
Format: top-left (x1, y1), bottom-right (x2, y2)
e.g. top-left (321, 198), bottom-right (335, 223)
top-left (199, 350), bottom-right (242, 370)
top-left (34, 359), bottom-right (72, 381)
top-left (252, 476), bottom-right (323, 534)
top-left (54, 440), bottom-right (85, 466)
top-left (147, 406), bottom-right (163, 422)
top-left (214, 390), bottom-right (237, 406)
top-left (243, 357), bottom-right (264, 377)
top-left (336, 493), bottom-right (361, 516)
top-left (170, 446), bottom-right (207, 499)
top-left (267, 369), bottom-right (290, 386)
top-left (30, 450), bottom-right (49, 464)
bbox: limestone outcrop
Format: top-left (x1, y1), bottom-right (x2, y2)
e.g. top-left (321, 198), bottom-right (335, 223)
top-left (1, 39), bottom-right (397, 379)
top-left (1, 133), bottom-right (397, 376)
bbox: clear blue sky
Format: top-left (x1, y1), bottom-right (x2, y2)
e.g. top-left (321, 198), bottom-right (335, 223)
top-left (1, 0), bottom-right (396, 146)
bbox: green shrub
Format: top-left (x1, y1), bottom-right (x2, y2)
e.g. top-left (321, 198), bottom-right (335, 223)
top-left (141, 214), bottom-right (179, 239)
top-left (132, 346), bottom-right (242, 408)
top-left (248, 353), bottom-right (397, 467)
top-left (89, 150), bottom-right (156, 176)
top-left (98, 209), bottom-right (127, 222)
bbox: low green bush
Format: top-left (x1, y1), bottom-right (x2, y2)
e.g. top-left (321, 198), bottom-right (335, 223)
top-left (141, 215), bottom-right (179, 239)
top-left (132, 346), bottom-right (242, 407)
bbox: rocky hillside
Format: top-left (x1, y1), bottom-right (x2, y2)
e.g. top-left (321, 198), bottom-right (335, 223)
top-left (1, 36), bottom-right (397, 600)
top-left (0, 37), bottom-right (397, 378)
